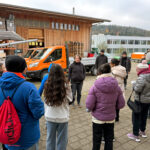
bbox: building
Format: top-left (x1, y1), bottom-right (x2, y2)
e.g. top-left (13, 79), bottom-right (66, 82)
top-left (0, 3), bottom-right (110, 55)
top-left (92, 34), bottom-right (150, 56)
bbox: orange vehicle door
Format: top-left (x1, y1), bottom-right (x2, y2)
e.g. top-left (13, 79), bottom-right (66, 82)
top-left (43, 47), bottom-right (67, 69)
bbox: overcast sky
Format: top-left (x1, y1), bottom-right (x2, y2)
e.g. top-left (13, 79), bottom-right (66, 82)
top-left (0, 0), bottom-right (150, 30)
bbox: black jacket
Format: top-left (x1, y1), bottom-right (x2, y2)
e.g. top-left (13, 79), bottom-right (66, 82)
top-left (68, 62), bottom-right (86, 83)
top-left (95, 55), bottom-right (108, 69)
top-left (120, 57), bottom-right (131, 73)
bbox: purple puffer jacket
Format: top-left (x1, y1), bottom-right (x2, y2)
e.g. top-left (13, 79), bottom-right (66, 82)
top-left (86, 74), bottom-right (125, 121)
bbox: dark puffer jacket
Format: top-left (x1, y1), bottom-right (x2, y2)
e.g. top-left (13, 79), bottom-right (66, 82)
top-left (95, 55), bottom-right (108, 69)
top-left (68, 62), bottom-right (86, 83)
top-left (134, 73), bottom-right (150, 103)
top-left (120, 57), bottom-right (131, 73)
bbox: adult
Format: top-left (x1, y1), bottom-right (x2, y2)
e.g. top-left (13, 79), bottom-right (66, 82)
top-left (0, 55), bottom-right (44, 150)
top-left (127, 61), bottom-right (150, 142)
top-left (39, 63), bottom-right (53, 96)
top-left (120, 51), bottom-right (131, 89)
top-left (95, 49), bottom-right (108, 70)
top-left (110, 59), bottom-right (127, 122)
top-left (68, 55), bottom-right (85, 107)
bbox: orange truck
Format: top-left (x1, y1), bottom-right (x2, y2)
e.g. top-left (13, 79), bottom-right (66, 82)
top-left (26, 45), bottom-right (98, 79)
top-left (24, 48), bottom-right (43, 62)
top-left (131, 52), bottom-right (145, 62)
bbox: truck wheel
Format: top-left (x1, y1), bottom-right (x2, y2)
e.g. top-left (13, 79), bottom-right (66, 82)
top-left (41, 70), bottom-right (48, 80)
top-left (91, 66), bottom-right (97, 76)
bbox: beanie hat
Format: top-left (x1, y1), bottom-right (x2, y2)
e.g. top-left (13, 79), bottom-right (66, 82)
top-left (5, 55), bottom-right (27, 73)
top-left (146, 52), bottom-right (150, 61)
top-left (136, 60), bottom-right (149, 74)
top-left (101, 49), bottom-right (105, 53)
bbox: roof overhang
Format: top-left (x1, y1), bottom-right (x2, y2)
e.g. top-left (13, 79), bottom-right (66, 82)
top-left (0, 31), bottom-right (24, 41)
top-left (0, 3), bottom-right (111, 23)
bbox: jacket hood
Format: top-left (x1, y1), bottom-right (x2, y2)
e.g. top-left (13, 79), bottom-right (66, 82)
top-left (112, 65), bottom-right (127, 78)
top-left (0, 72), bottom-right (25, 89)
top-left (95, 73), bottom-right (118, 93)
top-left (48, 63), bottom-right (53, 72)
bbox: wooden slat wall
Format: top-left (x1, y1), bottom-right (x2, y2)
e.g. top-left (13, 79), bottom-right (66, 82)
top-left (15, 15), bottom-right (92, 54)
top-left (16, 26), bottom-right (28, 53)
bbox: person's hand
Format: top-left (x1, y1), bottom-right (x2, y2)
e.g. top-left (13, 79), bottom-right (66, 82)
top-left (128, 72), bottom-right (130, 74)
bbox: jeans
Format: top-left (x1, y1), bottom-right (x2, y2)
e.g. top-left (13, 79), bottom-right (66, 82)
top-left (26, 143), bottom-right (39, 150)
top-left (46, 121), bottom-right (68, 150)
top-left (132, 102), bottom-right (150, 136)
top-left (71, 82), bottom-right (83, 104)
top-left (92, 123), bottom-right (114, 150)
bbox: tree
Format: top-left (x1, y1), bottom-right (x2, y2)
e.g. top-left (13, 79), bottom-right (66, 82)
top-left (97, 42), bottom-right (108, 53)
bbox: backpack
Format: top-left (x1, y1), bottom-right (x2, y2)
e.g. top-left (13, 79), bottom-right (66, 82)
top-left (0, 81), bottom-right (25, 144)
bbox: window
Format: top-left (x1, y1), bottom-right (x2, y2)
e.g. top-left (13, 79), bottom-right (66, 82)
top-left (134, 48), bottom-right (139, 52)
top-left (128, 40), bottom-right (134, 44)
top-left (113, 40), bottom-right (120, 44)
top-left (64, 24), bottom-right (67, 30)
top-left (68, 24), bottom-right (71, 30)
top-left (76, 25), bottom-right (79, 31)
top-left (147, 41), bottom-right (150, 45)
top-left (141, 40), bottom-right (146, 45)
top-left (56, 22), bottom-right (59, 29)
top-left (52, 22), bottom-right (55, 29)
top-left (72, 24), bottom-right (75, 30)
top-left (60, 23), bottom-right (63, 30)
top-left (48, 49), bottom-right (62, 61)
top-left (121, 40), bottom-right (127, 44)
top-left (107, 40), bottom-right (112, 44)
top-left (135, 40), bottom-right (140, 45)
top-left (128, 49), bottom-right (133, 53)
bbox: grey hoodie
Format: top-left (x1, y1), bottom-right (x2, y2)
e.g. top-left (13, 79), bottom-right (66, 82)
top-left (134, 74), bottom-right (150, 103)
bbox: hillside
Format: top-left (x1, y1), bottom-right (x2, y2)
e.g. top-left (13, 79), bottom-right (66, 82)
top-left (92, 25), bottom-right (150, 37)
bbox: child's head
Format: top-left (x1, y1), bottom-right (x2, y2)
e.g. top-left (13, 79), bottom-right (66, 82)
top-left (44, 64), bottom-right (67, 107)
top-left (136, 60), bottom-right (149, 74)
top-left (110, 58), bottom-right (120, 67)
top-left (98, 63), bottom-right (111, 75)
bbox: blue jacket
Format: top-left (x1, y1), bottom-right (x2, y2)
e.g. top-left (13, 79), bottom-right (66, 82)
top-left (0, 72), bottom-right (44, 150)
top-left (38, 64), bottom-right (53, 96)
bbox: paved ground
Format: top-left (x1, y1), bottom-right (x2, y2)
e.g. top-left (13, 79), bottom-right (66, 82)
top-left (1, 62), bottom-right (150, 150)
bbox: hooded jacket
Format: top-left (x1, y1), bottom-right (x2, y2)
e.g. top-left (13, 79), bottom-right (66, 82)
top-left (134, 71), bottom-right (150, 103)
top-left (68, 62), bottom-right (85, 83)
top-left (38, 64), bottom-right (53, 96)
top-left (112, 65), bottom-right (127, 96)
top-left (86, 74), bottom-right (125, 121)
top-left (0, 72), bottom-right (44, 150)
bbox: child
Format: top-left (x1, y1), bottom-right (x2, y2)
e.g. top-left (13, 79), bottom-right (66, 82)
top-left (127, 60), bottom-right (150, 142)
top-left (44, 64), bottom-right (72, 150)
top-left (110, 58), bottom-right (127, 122)
top-left (86, 63), bottom-right (125, 150)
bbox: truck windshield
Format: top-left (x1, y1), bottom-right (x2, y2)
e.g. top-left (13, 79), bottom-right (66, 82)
top-left (31, 50), bottom-right (41, 59)
top-left (24, 50), bottom-right (34, 58)
top-left (33, 48), bottom-right (52, 59)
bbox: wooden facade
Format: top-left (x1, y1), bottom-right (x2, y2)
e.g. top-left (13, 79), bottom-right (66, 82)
top-left (0, 3), bottom-right (110, 54)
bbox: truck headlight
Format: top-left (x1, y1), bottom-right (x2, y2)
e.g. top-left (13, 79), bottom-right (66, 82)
top-left (29, 62), bottom-right (39, 68)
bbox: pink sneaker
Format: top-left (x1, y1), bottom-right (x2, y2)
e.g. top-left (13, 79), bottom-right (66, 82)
top-left (127, 133), bottom-right (140, 142)
top-left (139, 131), bottom-right (147, 138)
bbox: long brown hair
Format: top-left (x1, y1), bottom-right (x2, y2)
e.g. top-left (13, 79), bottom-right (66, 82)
top-left (44, 64), bottom-right (67, 106)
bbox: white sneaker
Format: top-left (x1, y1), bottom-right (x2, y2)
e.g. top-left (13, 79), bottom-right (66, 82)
top-left (127, 133), bottom-right (141, 142)
top-left (139, 131), bottom-right (147, 138)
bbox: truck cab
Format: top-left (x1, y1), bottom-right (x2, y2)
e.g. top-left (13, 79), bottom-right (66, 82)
top-left (24, 48), bottom-right (43, 62)
top-left (26, 45), bottom-right (69, 79)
